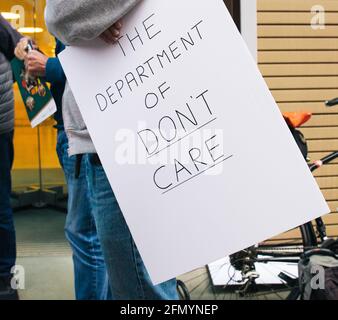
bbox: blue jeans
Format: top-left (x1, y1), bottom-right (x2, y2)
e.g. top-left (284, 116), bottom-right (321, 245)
top-left (85, 154), bottom-right (178, 300)
top-left (0, 131), bottom-right (15, 279)
top-left (56, 130), bottom-right (111, 300)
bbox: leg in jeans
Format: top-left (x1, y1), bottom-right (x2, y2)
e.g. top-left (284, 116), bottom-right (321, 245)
top-left (56, 130), bottom-right (111, 300)
top-left (85, 154), bottom-right (178, 300)
top-left (0, 131), bottom-right (15, 280)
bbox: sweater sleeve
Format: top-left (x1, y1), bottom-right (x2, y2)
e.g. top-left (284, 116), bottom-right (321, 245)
top-left (45, 0), bottom-right (142, 45)
top-left (0, 15), bottom-right (22, 60)
top-left (45, 57), bottom-right (66, 84)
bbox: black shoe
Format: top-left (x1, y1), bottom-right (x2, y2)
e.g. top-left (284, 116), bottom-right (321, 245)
top-left (0, 276), bottom-right (19, 300)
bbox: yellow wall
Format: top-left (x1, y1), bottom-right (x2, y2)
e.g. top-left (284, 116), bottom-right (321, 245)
top-left (258, 0), bottom-right (338, 240)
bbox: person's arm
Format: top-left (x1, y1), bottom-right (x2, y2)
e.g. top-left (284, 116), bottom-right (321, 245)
top-left (21, 50), bottom-right (64, 84)
top-left (0, 15), bottom-right (22, 60)
top-left (45, 0), bottom-right (141, 45)
top-left (45, 57), bottom-right (66, 84)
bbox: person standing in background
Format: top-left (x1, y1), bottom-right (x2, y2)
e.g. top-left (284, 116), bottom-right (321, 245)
top-left (14, 37), bottom-right (112, 300)
top-left (0, 14), bottom-right (22, 301)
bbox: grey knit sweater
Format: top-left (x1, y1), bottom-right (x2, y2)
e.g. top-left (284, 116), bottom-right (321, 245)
top-left (0, 16), bottom-right (22, 135)
top-left (45, 0), bottom-right (141, 156)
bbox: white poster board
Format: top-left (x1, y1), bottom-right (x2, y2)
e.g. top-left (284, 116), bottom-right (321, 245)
top-left (59, 0), bottom-right (329, 285)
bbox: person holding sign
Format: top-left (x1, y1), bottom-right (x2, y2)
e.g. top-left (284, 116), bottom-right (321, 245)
top-left (0, 15), bottom-right (22, 300)
top-left (45, 0), bottom-right (178, 300)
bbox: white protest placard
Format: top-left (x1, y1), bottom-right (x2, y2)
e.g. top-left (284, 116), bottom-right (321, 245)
top-left (59, 0), bottom-right (330, 284)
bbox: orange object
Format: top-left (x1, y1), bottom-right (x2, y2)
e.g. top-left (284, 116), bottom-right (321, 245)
top-left (283, 112), bottom-right (312, 128)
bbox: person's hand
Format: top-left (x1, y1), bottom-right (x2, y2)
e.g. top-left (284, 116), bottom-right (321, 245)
top-left (14, 37), bottom-right (37, 60)
top-left (24, 50), bottom-right (49, 77)
top-left (15, 38), bottom-right (30, 60)
top-left (99, 20), bottom-right (123, 44)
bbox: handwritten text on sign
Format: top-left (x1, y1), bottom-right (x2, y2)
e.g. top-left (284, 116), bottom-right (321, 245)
top-left (60, 0), bottom-right (329, 285)
top-left (94, 15), bottom-right (231, 194)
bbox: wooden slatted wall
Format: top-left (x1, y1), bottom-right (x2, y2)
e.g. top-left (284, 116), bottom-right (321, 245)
top-left (257, 0), bottom-right (338, 241)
